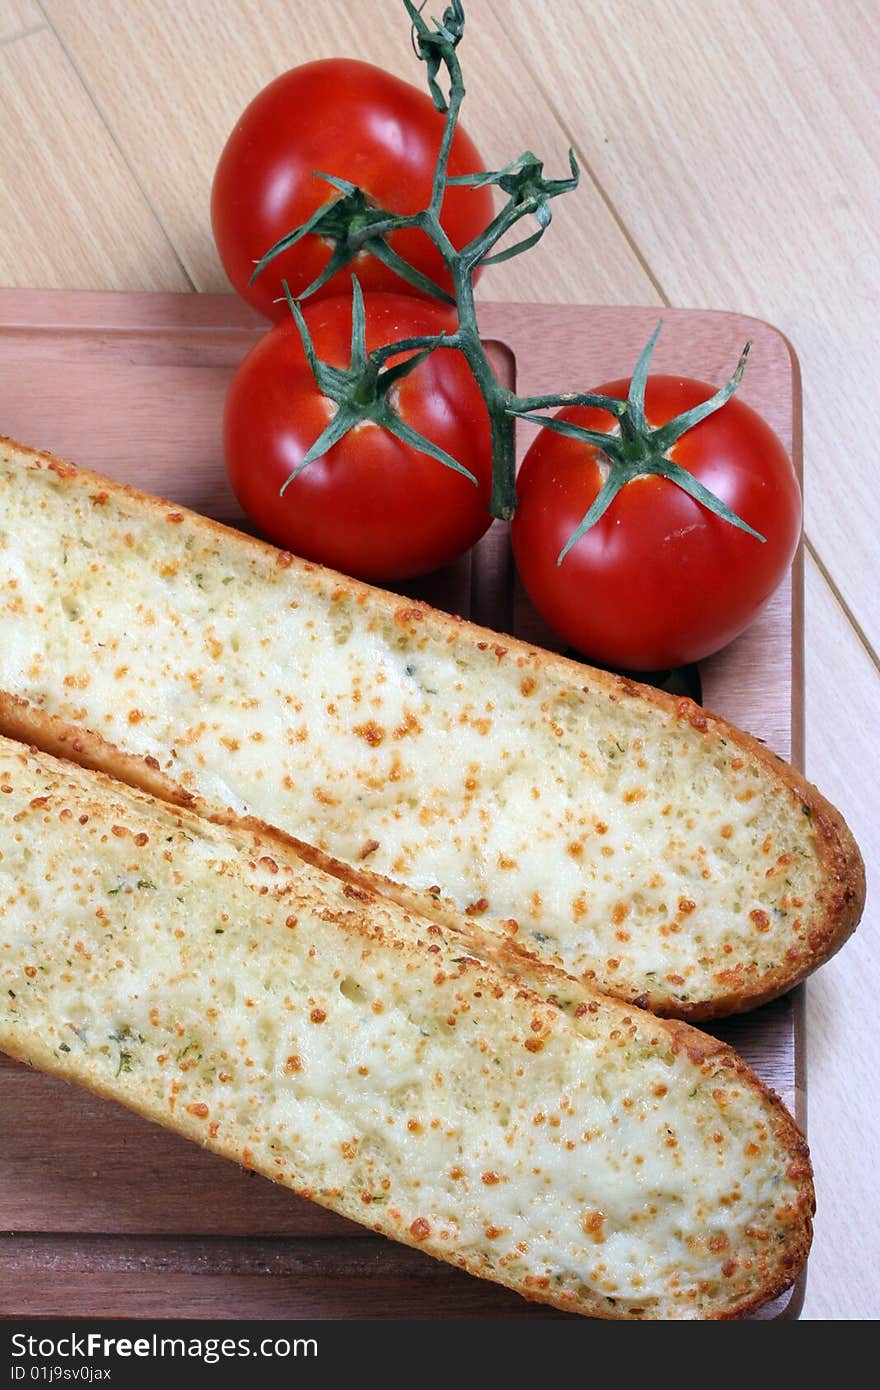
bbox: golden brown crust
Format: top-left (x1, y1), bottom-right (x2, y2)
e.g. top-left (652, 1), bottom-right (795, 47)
top-left (0, 435), bottom-right (865, 1019)
top-left (0, 691), bottom-right (197, 811)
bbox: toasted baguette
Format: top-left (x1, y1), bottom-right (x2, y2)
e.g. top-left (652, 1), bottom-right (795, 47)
top-left (0, 437), bottom-right (863, 1019)
top-left (0, 734), bottom-right (813, 1319)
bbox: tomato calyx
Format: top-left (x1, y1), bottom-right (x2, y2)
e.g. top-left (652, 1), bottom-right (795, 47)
top-left (509, 322), bottom-right (766, 563)
top-left (249, 176), bottom-right (455, 308)
top-left (279, 277), bottom-right (478, 496)
top-left (449, 150), bottom-right (580, 271)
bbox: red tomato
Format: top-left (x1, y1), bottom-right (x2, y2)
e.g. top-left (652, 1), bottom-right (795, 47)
top-left (511, 376), bottom-right (802, 670)
top-left (223, 293), bottom-right (492, 581)
top-left (212, 59), bottom-right (494, 319)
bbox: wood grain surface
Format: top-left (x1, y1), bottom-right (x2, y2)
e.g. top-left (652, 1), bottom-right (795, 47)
top-left (0, 0), bottom-right (876, 1323)
top-left (0, 288), bottom-right (801, 1320)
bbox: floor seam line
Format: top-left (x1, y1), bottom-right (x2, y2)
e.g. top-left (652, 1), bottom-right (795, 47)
top-left (805, 534), bottom-right (880, 678)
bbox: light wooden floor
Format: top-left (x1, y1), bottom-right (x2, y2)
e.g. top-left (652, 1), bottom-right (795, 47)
top-left (1, 0), bottom-right (877, 1320)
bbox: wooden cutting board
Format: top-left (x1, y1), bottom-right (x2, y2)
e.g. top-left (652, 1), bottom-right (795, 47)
top-left (0, 288), bottom-right (804, 1320)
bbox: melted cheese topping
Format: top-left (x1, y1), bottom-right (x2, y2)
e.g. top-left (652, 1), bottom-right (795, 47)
top-left (0, 453), bottom-right (824, 1011)
top-left (0, 740), bottom-right (810, 1318)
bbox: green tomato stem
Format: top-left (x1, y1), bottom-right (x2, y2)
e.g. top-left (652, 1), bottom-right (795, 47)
top-left (452, 262), bottom-right (517, 517)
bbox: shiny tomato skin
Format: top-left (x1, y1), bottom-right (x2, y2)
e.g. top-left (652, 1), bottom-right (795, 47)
top-left (212, 59), bottom-right (494, 319)
top-left (512, 376), bottom-right (802, 670)
top-left (223, 293), bottom-right (492, 581)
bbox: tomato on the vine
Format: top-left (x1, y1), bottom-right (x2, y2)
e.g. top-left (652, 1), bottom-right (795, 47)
top-left (223, 293), bottom-right (492, 582)
top-left (211, 59), bottom-right (494, 320)
top-left (511, 376), bottom-right (802, 670)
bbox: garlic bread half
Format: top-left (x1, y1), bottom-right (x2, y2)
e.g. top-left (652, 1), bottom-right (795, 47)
top-left (0, 736), bottom-right (813, 1319)
top-left (0, 438), bottom-right (864, 1018)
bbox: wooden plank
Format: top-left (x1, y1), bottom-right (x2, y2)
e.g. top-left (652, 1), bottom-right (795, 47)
top-left (0, 287), bottom-right (804, 1319)
top-left (487, 0), bottom-right (880, 658)
top-left (0, 1228), bottom-right (793, 1320)
top-left (801, 554), bottom-right (880, 1321)
top-left (41, 0), bottom-right (656, 306)
top-left (0, 1059), bottom-right (365, 1239)
top-left (0, 29), bottom-right (189, 294)
top-left (0, 1236), bottom-right (567, 1319)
